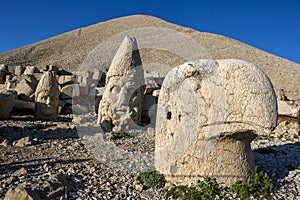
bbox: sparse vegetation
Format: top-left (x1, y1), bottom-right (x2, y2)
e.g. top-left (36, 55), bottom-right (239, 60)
top-left (166, 177), bottom-right (224, 200)
top-left (166, 185), bottom-right (203, 200)
top-left (137, 169), bottom-right (166, 189)
top-left (165, 170), bottom-right (275, 200)
top-left (254, 135), bottom-right (274, 141)
top-left (293, 134), bottom-right (299, 139)
top-left (27, 122), bottom-right (47, 130)
top-left (111, 130), bottom-right (132, 139)
top-left (230, 169), bottom-right (275, 200)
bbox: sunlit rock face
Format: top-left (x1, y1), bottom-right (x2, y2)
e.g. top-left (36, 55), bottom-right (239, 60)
top-left (98, 36), bottom-right (145, 132)
top-left (155, 59), bottom-right (277, 186)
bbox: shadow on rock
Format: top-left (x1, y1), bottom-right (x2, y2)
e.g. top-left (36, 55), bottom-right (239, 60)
top-left (253, 142), bottom-right (300, 185)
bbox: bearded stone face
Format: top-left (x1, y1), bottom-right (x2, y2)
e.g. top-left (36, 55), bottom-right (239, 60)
top-left (97, 35), bottom-right (145, 132)
top-left (98, 73), bottom-right (144, 132)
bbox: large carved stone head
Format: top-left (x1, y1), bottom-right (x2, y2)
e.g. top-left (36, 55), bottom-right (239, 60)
top-left (35, 71), bottom-right (60, 120)
top-left (98, 36), bottom-right (145, 132)
top-left (155, 59), bottom-right (277, 186)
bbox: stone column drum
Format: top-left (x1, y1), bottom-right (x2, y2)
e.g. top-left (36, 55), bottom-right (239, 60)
top-left (155, 59), bottom-right (277, 186)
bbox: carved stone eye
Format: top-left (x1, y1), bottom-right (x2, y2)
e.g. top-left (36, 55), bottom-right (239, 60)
top-left (110, 85), bottom-right (121, 94)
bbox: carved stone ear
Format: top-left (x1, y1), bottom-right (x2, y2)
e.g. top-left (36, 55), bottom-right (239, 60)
top-left (109, 85), bottom-right (121, 94)
top-left (155, 59), bottom-right (277, 186)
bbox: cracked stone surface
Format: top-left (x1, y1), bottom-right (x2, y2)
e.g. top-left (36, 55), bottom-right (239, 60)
top-left (155, 59), bottom-right (277, 186)
top-left (98, 36), bottom-right (145, 132)
top-left (35, 71), bottom-right (60, 120)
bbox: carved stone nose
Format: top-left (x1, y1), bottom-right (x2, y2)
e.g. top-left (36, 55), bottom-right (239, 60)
top-left (116, 89), bottom-right (127, 106)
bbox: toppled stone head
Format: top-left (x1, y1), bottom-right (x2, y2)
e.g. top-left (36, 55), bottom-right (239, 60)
top-left (155, 59), bottom-right (277, 186)
top-left (98, 36), bottom-right (145, 132)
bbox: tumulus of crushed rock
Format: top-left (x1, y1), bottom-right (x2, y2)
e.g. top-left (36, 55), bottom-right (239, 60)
top-left (0, 15), bottom-right (299, 101)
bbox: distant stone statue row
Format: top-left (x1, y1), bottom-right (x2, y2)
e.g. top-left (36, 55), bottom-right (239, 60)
top-left (0, 63), bottom-right (100, 119)
top-left (96, 35), bottom-right (277, 186)
top-left (0, 69), bottom-right (60, 119)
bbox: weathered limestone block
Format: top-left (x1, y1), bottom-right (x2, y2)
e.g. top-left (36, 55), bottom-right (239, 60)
top-left (79, 76), bottom-right (93, 87)
top-left (23, 66), bottom-right (40, 75)
top-left (60, 83), bottom-right (80, 100)
top-left (45, 65), bottom-right (59, 75)
top-left (15, 66), bottom-right (26, 77)
top-left (92, 69), bottom-right (101, 81)
top-left (155, 59), bottom-right (277, 186)
top-left (144, 78), bottom-right (161, 95)
top-left (35, 72), bottom-right (60, 120)
top-left (277, 100), bottom-right (300, 119)
top-left (4, 186), bottom-right (40, 200)
top-left (57, 75), bottom-right (75, 85)
top-left (58, 100), bottom-right (72, 115)
top-left (82, 71), bottom-right (93, 78)
top-left (6, 80), bottom-right (17, 90)
top-left (152, 89), bottom-right (160, 97)
top-left (98, 36), bottom-right (145, 132)
top-left (0, 92), bottom-right (14, 118)
top-left (14, 75), bottom-right (38, 102)
top-left (5, 74), bottom-right (12, 84)
top-left (13, 99), bottom-right (35, 113)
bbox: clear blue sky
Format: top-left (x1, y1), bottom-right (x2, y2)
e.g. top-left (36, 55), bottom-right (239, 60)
top-left (1, 0), bottom-right (299, 64)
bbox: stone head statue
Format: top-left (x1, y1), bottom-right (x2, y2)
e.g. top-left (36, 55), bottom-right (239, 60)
top-left (35, 71), bottom-right (60, 120)
top-left (155, 59), bottom-right (277, 186)
top-left (98, 36), bottom-right (145, 132)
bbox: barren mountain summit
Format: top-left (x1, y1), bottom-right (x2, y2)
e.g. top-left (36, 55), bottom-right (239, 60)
top-left (0, 15), bottom-right (299, 100)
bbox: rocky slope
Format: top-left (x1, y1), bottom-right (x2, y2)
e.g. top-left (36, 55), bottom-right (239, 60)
top-left (0, 115), bottom-right (299, 199)
top-left (0, 15), bottom-right (299, 101)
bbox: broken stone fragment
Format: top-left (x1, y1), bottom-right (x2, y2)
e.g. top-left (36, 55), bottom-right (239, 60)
top-left (15, 66), bottom-right (26, 77)
top-left (4, 186), bottom-right (40, 200)
top-left (277, 100), bottom-right (300, 119)
top-left (155, 59), bottom-right (278, 186)
top-left (98, 36), bottom-right (145, 132)
top-left (60, 83), bottom-right (80, 100)
top-left (56, 75), bottom-right (75, 85)
top-left (13, 137), bottom-right (31, 147)
top-left (13, 99), bottom-right (35, 113)
top-left (144, 78), bottom-right (161, 95)
top-left (14, 75), bottom-right (38, 101)
top-left (23, 66), bottom-right (40, 75)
